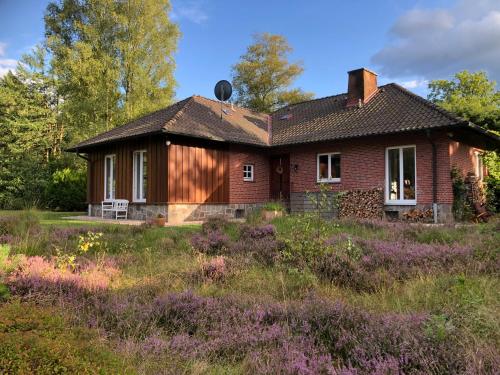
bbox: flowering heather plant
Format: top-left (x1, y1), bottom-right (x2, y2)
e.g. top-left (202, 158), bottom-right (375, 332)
top-left (240, 224), bottom-right (276, 240)
top-left (201, 217), bottom-right (230, 234)
top-left (190, 229), bottom-right (229, 255)
top-left (199, 256), bottom-right (227, 282)
top-left (7, 256), bottom-right (119, 297)
top-left (359, 238), bottom-right (474, 278)
top-left (230, 237), bottom-right (284, 265)
top-left (0, 234), bottom-right (16, 245)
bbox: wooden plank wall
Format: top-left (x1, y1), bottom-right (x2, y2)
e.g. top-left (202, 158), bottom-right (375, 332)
top-left (168, 143), bottom-right (229, 203)
top-left (87, 136), bottom-right (167, 204)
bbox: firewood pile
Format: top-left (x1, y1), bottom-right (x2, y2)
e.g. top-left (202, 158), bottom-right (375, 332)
top-left (465, 174), bottom-right (486, 206)
top-left (402, 208), bottom-right (433, 223)
top-left (337, 188), bottom-right (384, 219)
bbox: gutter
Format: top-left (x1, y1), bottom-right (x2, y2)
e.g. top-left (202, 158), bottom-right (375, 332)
top-left (425, 130), bottom-right (438, 223)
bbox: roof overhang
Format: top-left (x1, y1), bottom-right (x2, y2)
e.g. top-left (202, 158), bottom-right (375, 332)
top-left (449, 121), bottom-right (500, 151)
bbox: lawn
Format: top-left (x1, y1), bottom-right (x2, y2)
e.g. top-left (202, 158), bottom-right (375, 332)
top-left (0, 210), bottom-right (498, 374)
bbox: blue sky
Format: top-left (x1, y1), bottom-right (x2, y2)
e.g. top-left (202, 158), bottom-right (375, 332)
top-left (1, 0), bottom-right (499, 100)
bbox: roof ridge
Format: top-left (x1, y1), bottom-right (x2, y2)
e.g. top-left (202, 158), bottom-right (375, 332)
top-left (388, 83), bottom-right (464, 124)
top-left (162, 96), bottom-right (195, 130)
top-left (272, 92), bottom-right (348, 113)
top-left (192, 95), bottom-right (268, 117)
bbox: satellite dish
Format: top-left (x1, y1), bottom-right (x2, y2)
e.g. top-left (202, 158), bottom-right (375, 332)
top-left (214, 80), bottom-right (232, 101)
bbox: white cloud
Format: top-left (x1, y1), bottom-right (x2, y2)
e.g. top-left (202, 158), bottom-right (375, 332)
top-left (371, 0), bottom-right (500, 82)
top-left (0, 43), bottom-right (17, 78)
top-left (400, 79), bottom-right (428, 89)
top-left (0, 59), bottom-right (17, 77)
top-left (172, 1), bottom-right (208, 24)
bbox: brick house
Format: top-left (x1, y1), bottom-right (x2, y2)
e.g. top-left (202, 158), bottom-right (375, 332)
top-left (67, 68), bottom-right (499, 223)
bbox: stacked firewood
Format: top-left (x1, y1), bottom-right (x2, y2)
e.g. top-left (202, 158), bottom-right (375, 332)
top-left (337, 188), bottom-right (384, 219)
top-left (402, 208), bottom-right (433, 222)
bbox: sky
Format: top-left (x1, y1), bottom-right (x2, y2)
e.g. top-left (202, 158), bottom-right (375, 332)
top-left (0, 0), bottom-right (499, 100)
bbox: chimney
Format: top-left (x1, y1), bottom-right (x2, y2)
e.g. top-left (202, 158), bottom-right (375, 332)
top-left (346, 68), bottom-right (378, 107)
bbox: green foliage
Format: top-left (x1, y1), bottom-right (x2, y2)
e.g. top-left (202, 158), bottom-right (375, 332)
top-left (0, 0), bottom-right (179, 211)
top-left (0, 300), bottom-right (130, 374)
top-left (232, 33), bottom-right (314, 113)
top-left (451, 167), bottom-right (473, 221)
top-left (483, 152), bottom-right (500, 212)
top-left (428, 70), bottom-right (500, 132)
top-left (45, 0), bottom-right (179, 137)
top-left (262, 201), bottom-right (286, 211)
top-left (46, 168), bottom-right (86, 211)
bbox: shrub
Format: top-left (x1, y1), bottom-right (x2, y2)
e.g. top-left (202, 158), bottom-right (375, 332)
top-left (190, 230), bottom-right (230, 255)
top-left (201, 217), bottom-right (230, 234)
top-left (200, 256), bottom-right (228, 282)
top-left (262, 201), bottom-right (286, 212)
top-left (45, 168), bottom-right (86, 211)
top-left (0, 301), bottom-right (128, 374)
top-left (7, 256), bottom-right (119, 297)
top-left (230, 235), bottom-right (284, 266)
top-left (240, 224), bottom-right (276, 240)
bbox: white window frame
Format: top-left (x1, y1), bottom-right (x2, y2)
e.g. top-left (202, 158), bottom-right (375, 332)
top-left (104, 154), bottom-right (116, 201)
top-left (475, 151), bottom-right (483, 181)
top-left (316, 153), bottom-right (341, 183)
top-left (133, 150), bottom-right (147, 203)
top-left (243, 164), bottom-right (254, 182)
top-left (385, 145), bottom-right (417, 205)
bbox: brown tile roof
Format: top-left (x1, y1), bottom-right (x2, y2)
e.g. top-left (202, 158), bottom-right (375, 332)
top-left (67, 95), bottom-right (269, 151)
top-left (270, 83), bottom-right (465, 145)
top-left (68, 83), bottom-right (498, 151)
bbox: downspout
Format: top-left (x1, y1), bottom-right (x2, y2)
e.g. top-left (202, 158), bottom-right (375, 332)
top-left (425, 130), bottom-right (438, 223)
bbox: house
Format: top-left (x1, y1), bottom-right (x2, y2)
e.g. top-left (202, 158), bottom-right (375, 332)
top-left (67, 68), bottom-right (499, 223)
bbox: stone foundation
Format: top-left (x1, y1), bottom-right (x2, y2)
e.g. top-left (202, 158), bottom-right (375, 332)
top-left (88, 203), bottom-right (263, 223)
top-left (168, 203), bottom-right (263, 223)
top-left (89, 204), bottom-right (167, 221)
top-left (290, 192), bottom-right (453, 223)
top-left (290, 191), bottom-right (337, 218)
top-left (383, 204), bottom-right (453, 223)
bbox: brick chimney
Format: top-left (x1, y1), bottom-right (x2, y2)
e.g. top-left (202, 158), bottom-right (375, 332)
top-left (346, 68), bottom-right (378, 107)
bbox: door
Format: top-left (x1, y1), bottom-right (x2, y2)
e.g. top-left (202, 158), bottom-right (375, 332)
top-left (270, 154), bottom-right (290, 201)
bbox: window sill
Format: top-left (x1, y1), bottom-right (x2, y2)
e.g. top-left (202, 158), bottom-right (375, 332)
top-left (317, 179), bottom-right (341, 184)
top-left (243, 179), bottom-right (254, 182)
top-left (133, 200), bottom-right (147, 204)
top-left (385, 201), bottom-right (416, 206)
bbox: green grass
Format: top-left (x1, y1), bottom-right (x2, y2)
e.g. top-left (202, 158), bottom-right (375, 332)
top-left (0, 300), bottom-right (132, 374)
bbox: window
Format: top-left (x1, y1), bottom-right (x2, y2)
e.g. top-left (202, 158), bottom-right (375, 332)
top-left (475, 152), bottom-right (483, 181)
top-left (133, 150), bottom-right (147, 202)
top-left (385, 146), bottom-right (416, 205)
top-left (104, 155), bottom-right (116, 200)
top-left (243, 164), bottom-right (254, 181)
top-left (317, 153), bottom-right (341, 182)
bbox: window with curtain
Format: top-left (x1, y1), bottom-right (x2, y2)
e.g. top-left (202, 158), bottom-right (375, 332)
top-left (386, 146), bottom-right (416, 204)
top-left (104, 155), bottom-right (116, 200)
top-left (133, 150), bottom-right (147, 202)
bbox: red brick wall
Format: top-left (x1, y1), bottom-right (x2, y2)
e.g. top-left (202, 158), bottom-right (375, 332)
top-left (228, 145), bottom-right (270, 203)
top-left (281, 132), bottom-right (454, 205)
top-left (449, 141), bottom-right (482, 178)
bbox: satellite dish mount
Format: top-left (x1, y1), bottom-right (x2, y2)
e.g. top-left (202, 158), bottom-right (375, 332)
top-left (214, 80), bottom-right (233, 119)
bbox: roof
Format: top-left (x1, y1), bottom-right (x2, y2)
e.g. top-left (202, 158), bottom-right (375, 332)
top-left (68, 83), bottom-right (499, 151)
top-left (67, 95), bottom-right (269, 151)
top-left (271, 83), bottom-right (465, 145)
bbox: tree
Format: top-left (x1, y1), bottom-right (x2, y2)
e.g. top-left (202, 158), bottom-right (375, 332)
top-left (45, 0), bottom-right (179, 140)
top-left (232, 33), bottom-right (313, 113)
top-left (428, 70), bottom-right (500, 132)
top-left (0, 49), bottom-right (66, 208)
top-left (428, 71), bottom-right (500, 212)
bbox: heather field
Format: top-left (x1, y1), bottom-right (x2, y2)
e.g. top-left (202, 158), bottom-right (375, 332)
top-left (0, 211), bottom-right (499, 374)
